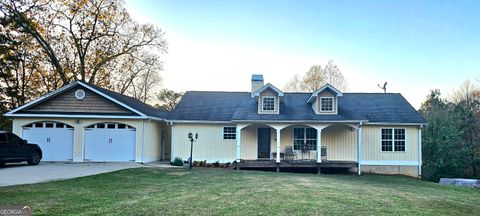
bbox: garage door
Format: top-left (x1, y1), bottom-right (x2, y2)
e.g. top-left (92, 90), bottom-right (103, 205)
top-left (84, 123), bottom-right (136, 162)
top-left (22, 122), bottom-right (74, 161)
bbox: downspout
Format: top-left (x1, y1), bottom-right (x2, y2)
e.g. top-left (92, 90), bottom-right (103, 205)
top-left (170, 122), bottom-right (175, 162)
top-left (357, 122), bottom-right (363, 175)
top-left (141, 119), bottom-right (146, 164)
top-left (418, 125), bottom-right (423, 176)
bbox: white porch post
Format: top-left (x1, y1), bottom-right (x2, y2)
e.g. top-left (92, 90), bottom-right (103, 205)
top-left (418, 126), bottom-right (422, 176)
top-left (316, 128), bottom-right (322, 163)
top-left (357, 124), bottom-right (363, 175)
top-left (276, 129), bottom-right (281, 163)
top-left (236, 127), bottom-right (241, 163)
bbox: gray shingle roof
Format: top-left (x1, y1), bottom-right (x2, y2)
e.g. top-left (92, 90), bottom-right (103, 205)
top-left (169, 91), bottom-right (426, 123)
top-left (83, 82), bottom-right (169, 119)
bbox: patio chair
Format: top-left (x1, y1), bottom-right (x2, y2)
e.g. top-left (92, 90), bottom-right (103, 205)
top-left (285, 146), bottom-right (297, 161)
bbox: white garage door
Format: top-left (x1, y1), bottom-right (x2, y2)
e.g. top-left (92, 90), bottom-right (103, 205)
top-left (22, 122), bottom-right (74, 161)
top-left (84, 123), bottom-right (136, 162)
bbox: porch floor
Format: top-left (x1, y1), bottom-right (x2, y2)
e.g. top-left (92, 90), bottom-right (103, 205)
top-left (235, 160), bottom-right (357, 169)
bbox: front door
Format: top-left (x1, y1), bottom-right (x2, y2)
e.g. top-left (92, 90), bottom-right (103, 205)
top-left (257, 128), bottom-right (271, 159)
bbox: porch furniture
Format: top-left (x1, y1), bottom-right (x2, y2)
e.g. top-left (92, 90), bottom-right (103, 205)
top-left (284, 146), bottom-right (297, 160)
top-left (321, 146), bottom-right (327, 157)
top-left (271, 152), bottom-right (285, 160)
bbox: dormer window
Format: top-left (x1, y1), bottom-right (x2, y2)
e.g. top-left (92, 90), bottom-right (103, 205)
top-left (262, 96), bottom-right (275, 111)
top-left (320, 97), bottom-right (334, 112)
top-left (254, 83), bottom-right (283, 114)
top-left (307, 84), bottom-right (342, 115)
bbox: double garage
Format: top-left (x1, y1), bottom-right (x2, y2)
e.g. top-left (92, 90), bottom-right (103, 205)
top-left (5, 81), bottom-right (170, 163)
top-left (21, 121), bottom-right (136, 162)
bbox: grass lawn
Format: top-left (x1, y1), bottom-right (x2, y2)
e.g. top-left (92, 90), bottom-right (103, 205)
top-left (0, 168), bottom-right (479, 215)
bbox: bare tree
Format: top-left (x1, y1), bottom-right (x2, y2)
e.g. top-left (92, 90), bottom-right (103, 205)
top-left (0, 0), bottom-right (167, 101)
top-left (449, 80), bottom-right (478, 104)
top-left (155, 89), bottom-right (184, 111)
top-left (284, 60), bottom-right (349, 92)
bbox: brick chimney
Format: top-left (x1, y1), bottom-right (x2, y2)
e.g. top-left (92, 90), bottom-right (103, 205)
top-left (251, 74), bottom-right (264, 96)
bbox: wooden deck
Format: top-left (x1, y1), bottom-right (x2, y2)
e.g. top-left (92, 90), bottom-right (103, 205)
top-left (235, 159), bottom-right (358, 171)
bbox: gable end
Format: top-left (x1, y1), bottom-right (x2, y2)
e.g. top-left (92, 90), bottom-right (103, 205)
top-left (20, 87), bottom-right (136, 116)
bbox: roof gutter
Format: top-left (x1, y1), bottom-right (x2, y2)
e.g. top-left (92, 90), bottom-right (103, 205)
top-left (363, 122), bottom-right (427, 126)
top-left (231, 120), bottom-right (369, 124)
top-left (3, 113), bottom-right (150, 119)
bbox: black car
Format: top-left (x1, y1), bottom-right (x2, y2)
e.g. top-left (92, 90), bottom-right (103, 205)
top-left (0, 131), bottom-right (42, 166)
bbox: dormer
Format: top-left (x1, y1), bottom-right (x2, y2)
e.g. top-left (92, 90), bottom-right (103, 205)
top-left (253, 83), bottom-right (284, 114)
top-left (307, 84), bottom-right (343, 115)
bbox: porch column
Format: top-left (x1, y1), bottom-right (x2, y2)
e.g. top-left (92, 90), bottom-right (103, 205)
top-left (418, 126), bottom-right (422, 176)
top-left (357, 124), bottom-right (363, 175)
top-left (236, 127), bottom-right (241, 163)
top-left (316, 128), bottom-right (323, 163)
top-left (276, 129), bottom-right (281, 163)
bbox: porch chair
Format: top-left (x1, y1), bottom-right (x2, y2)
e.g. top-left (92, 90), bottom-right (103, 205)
top-left (285, 146), bottom-right (297, 161)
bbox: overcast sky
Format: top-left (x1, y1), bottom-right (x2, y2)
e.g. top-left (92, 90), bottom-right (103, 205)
top-left (125, 0), bottom-right (480, 108)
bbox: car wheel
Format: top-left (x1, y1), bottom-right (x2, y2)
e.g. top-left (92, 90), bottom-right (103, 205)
top-left (28, 151), bottom-right (41, 165)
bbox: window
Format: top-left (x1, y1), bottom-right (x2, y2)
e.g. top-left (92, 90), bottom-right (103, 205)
top-left (262, 96), bottom-right (275, 111)
top-left (6, 133), bottom-right (23, 146)
top-left (320, 97), bottom-right (334, 112)
top-left (293, 128), bottom-right (317, 150)
top-left (0, 134), bottom-right (7, 145)
top-left (381, 128), bottom-right (405, 152)
top-left (223, 127), bottom-right (236, 140)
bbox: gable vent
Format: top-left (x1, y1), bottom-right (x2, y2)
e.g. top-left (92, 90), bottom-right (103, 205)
top-left (75, 89), bottom-right (86, 100)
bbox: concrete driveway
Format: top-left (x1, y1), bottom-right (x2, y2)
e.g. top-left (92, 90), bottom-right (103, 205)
top-left (0, 162), bottom-right (143, 187)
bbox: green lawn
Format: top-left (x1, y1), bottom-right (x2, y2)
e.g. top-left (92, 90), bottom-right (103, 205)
top-left (0, 168), bottom-right (478, 215)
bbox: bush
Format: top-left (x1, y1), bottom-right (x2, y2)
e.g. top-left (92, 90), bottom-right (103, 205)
top-left (213, 161), bottom-right (220, 167)
top-left (170, 157), bottom-right (183, 166)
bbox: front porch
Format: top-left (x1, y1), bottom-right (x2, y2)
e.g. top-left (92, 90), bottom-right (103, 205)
top-left (235, 122), bottom-right (364, 174)
top-left (235, 159), bottom-right (358, 172)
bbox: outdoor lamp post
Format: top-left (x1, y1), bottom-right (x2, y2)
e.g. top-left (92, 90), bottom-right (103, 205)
top-left (188, 132), bottom-right (198, 170)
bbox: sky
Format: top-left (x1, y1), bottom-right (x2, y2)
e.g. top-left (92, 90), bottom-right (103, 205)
top-left (125, 0), bottom-right (480, 108)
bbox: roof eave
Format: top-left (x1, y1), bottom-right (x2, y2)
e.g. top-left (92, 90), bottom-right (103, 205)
top-left (253, 83), bottom-right (284, 97)
top-left (5, 81), bottom-right (78, 115)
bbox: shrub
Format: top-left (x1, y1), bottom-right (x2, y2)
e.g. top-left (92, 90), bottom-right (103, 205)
top-left (213, 161), bottom-right (220, 167)
top-left (170, 157), bottom-right (183, 166)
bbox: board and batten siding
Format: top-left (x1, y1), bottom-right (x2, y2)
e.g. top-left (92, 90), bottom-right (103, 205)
top-left (361, 125), bottom-right (419, 163)
top-left (323, 125), bottom-right (357, 161)
top-left (171, 123), bottom-right (420, 164)
top-left (11, 117), bottom-right (165, 163)
top-left (237, 124), bottom-right (357, 161)
top-left (172, 124), bottom-right (236, 163)
top-left (144, 121), bottom-right (171, 162)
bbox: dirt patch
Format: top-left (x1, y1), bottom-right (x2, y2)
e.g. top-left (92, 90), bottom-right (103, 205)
top-left (167, 171), bottom-right (189, 176)
top-left (297, 177), bottom-right (315, 187)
